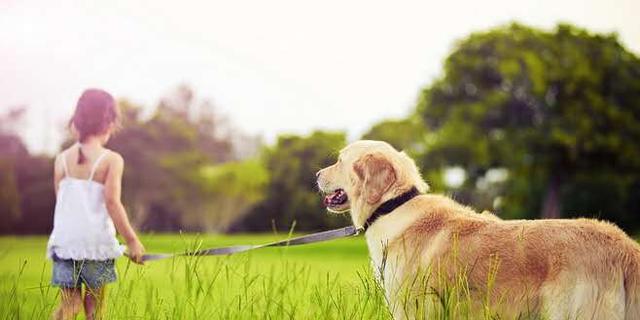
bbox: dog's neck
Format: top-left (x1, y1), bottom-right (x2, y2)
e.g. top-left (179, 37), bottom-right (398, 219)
top-left (363, 186), bottom-right (420, 231)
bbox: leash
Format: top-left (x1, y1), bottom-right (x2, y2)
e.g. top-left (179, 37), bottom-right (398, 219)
top-left (137, 225), bottom-right (363, 262)
top-left (135, 186), bottom-right (420, 262)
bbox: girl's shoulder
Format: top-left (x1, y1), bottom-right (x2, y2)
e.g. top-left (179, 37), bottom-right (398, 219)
top-left (59, 144), bottom-right (77, 156)
top-left (102, 148), bottom-right (124, 167)
top-left (56, 146), bottom-right (123, 166)
top-left (55, 145), bottom-right (77, 163)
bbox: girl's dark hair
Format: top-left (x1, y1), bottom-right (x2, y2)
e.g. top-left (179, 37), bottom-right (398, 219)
top-left (70, 89), bottom-right (119, 164)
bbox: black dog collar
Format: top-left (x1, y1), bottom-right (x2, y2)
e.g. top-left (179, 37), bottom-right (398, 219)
top-left (363, 186), bottom-right (420, 231)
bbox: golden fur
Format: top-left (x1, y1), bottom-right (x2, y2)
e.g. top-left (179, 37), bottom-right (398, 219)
top-left (317, 140), bottom-right (640, 319)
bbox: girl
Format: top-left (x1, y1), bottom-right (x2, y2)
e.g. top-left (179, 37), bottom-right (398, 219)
top-left (47, 89), bottom-right (145, 320)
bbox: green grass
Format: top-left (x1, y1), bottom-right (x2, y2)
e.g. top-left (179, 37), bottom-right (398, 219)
top-left (1, 234), bottom-right (547, 319)
top-left (0, 234), bottom-right (392, 319)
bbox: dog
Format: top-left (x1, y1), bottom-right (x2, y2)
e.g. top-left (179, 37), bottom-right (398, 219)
top-left (316, 140), bottom-right (640, 319)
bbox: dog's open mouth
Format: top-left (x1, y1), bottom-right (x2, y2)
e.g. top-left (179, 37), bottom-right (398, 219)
top-left (323, 188), bottom-right (350, 212)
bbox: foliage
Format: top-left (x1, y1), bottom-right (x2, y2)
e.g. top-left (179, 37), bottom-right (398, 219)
top-left (413, 23), bottom-right (640, 228)
top-left (236, 131), bottom-right (350, 232)
top-left (13, 155), bottom-right (56, 234)
top-left (0, 159), bottom-right (20, 233)
top-left (361, 117), bottom-right (427, 153)
top-left (105, 90), bottom-right (247, 232)
top-left (189, 160), bottom-right (270, 232)
top-left (0, 110), bottom-right (55, 234)
top-left (0, 87), bottom-right (265, 234)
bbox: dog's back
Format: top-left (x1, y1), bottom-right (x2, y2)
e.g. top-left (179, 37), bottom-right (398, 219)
top-left (391, 195), bottom-right (640, 319)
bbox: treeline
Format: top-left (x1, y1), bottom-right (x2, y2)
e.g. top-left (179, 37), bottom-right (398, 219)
top-left (1, 23), bottom-right (639, 234)
top-left (365, 23), bottom-right (640, 230)
top-left (0, 119), bottom-right (55, 234)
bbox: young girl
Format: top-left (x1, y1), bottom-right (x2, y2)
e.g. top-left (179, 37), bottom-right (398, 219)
top-left (47, 89), bottom-right (145, 320)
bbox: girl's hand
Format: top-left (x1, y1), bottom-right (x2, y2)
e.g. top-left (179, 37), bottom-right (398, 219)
top-left (127, 240), bottom-right (146, 265)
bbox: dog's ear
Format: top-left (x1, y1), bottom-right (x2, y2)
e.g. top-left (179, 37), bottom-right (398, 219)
top-left (353, 152), bottom-right (396, 204)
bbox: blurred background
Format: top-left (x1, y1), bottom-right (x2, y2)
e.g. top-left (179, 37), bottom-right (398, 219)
top-left (1, 0), bottom-right (639, 235)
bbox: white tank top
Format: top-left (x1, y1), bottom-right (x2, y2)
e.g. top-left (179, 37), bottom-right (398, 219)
top-left (46, 147), bottom-right (125, 260)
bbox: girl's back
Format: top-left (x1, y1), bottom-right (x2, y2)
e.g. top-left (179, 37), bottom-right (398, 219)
top-left (48, 144), bottom-right (124, 260)
top-left (59, 144), bottom-right (111, 184)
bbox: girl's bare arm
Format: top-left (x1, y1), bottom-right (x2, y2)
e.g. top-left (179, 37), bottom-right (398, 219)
top-left (104, 153), bottom-right (145, 264)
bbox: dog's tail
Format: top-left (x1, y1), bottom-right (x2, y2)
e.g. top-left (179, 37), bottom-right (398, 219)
top-left (624, 248), bottom-right (640, 320)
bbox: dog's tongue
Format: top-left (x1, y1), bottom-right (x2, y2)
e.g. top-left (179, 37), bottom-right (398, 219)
top-left (323, 193), bottom-right (335, 206)
top-left (324, 189), bottom-right (346, 206)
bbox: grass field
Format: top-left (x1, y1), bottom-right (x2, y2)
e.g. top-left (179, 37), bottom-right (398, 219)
top-left (0, 233), bottom-right (393, 319)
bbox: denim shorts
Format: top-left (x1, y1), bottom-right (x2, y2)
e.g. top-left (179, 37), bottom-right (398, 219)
top-left (51, 254), bottom-right (117, 289)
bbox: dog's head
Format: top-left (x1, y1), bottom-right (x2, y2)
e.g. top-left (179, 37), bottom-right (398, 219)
top-left (316, 140), bottom-right (428, 228)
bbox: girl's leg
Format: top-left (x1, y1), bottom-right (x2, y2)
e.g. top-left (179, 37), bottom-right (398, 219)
top-left (52, 288), bottom-right (82, 320)
top-left (83, 286), bottom-right (106, 320)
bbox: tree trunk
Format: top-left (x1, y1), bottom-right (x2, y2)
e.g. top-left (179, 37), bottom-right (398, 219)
top-left (541, 175), bottom-right (561, 219)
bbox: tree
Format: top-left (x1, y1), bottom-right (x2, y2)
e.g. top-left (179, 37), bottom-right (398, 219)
top-left (0, 86), bottom-right (265, 234)
top-left (14, 155), bottom-right (55, 234)
top-left (106, 90), bottom-right (237, 231)
top-left (0, 107), bottom-right (55, 234)
top-left (361, 117), bottom-right (426, 153)
top-left (193, 159), bottom-right (269, 232)
top-left (415, 23), bottom-right (640, 229)
top-left (234, 131), bottom-right (349, 232)
top-left (0, 159), bottom-right (20, 233)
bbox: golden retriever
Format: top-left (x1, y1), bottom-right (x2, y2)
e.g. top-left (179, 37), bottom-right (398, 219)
top-left (316, 140), bottom-right (640, 319)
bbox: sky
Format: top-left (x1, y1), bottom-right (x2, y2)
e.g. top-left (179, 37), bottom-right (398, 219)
top-left (1, 0), bottom-right (639, 155)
